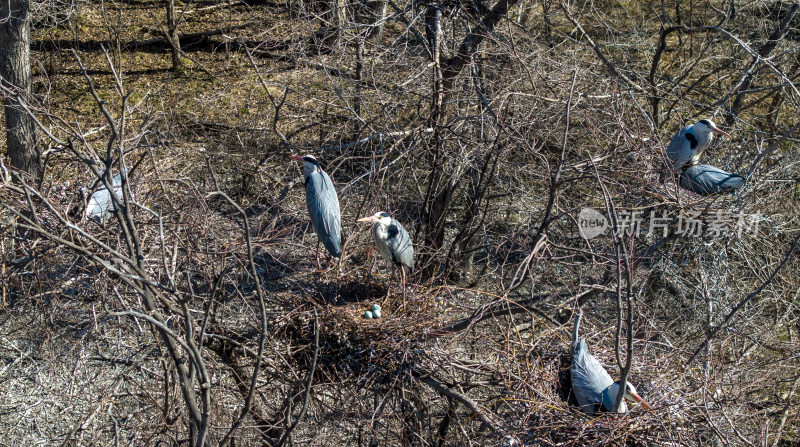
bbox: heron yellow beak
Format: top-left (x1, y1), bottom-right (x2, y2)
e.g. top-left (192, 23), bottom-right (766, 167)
top-left (289, 155), bottom-right (304, 162)
top-left (357, 216), bottom-right (377, 222)
top-left (711, 127), bottom-right (731, 139)
top-left (627, 391), bottom-right (652, 410)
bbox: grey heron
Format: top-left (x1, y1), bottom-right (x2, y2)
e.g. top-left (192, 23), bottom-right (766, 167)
top-left (680, 164), bottom-right (744, 196)
top-left (357, 212), bottom-right (414, 302)
top-left (570, 309), bottom-right (651, 413)
top-left (86, 170), bottom-right (125, 223)
top-left (666, 119), bottom-right (731, 171)
top-left (290, 155), bottom-right (342, 267)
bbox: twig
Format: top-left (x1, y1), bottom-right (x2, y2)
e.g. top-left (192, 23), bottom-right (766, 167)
top-left (210, 190), bottom-right (270, 447)
top-left (559, 3), bottom-right (645, 93)
top-left (688, 232), bottom-right (800, 364)
top-left (745, 122), bottom-right (800, 180)
top-left (276, 310), bottom-right (320, 447)
top-left (414, 371), bottom-right (504, 434)
top-left (771, 374), bottom-right (800, 447)
top-left (130, 22), bottom-right (256, 46)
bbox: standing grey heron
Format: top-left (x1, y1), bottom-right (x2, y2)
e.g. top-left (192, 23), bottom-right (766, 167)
top-left (291, 155), bottom-right (342, 267)
top-left (570, 309), bottom-right (651, 413)
top-left (357, 212), bottom-right (414, 302)
top-left (666, 119), bottom-right (731, 171)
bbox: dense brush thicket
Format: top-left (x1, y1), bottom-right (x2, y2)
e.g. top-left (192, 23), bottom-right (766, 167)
top-left (1, 0), bottom-right (799, 445)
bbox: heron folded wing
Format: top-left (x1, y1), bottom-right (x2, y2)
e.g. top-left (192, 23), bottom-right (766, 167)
top-left (680, 164), bottom-right (744, 196)
top-left (305, 172), bottom-right (342, 257)
top-left (387, 220), bottom-right (414, 273)
top-left (666, 126), bottom-right (692, 170)
top-left (86, 172), bottom-right (125, 222)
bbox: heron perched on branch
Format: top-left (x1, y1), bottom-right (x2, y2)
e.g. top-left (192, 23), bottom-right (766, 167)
top-left (666, 119), bottom-right (731, 170)
top-left (291, 155), bottom-right (342, 267)
top-left (357, 212), bottom-right (414, 302)
top-left (665, 119), bottom-right (743, 195)
top-left (570, 309), bottom-right (651, 413)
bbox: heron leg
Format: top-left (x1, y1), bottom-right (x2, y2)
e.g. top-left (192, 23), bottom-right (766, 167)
top-left (382, 263), bottom-right (392, 304)
top-left (315, 240), bottom-right (322, 270)
top-left (400, 266), bottom-right (407, 306)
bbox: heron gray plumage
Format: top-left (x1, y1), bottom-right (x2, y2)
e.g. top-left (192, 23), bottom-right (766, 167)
top-left (291, 155), bottom-right (342, 264)
top-left (570, 309), bottom-right (651, 413)
top-left (666, 119), bottom-right (731, 171)
top-left (86, 170), bottom-right (125, 223)
top-left (0, 158), bottom-right (9, 185)
top-left (680, 164), bottom-right (744, 195)
top-left (357, 212), bottom-right (414, 302)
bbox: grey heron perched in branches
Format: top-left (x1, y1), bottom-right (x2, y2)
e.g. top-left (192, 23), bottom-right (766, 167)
top-left (357, 212), bottom-right (414, 302)
top-left (665, 119), bottom-right (744, 195)
top-left (290, 155), bottom-right (342, 267)
top-left (570, 309), bottom-right (651, 413)
top-left (666, 119), bottom-right (731, 170)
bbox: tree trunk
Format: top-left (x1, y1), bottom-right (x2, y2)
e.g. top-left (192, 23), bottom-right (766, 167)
top-left (320, 0), bottom-right (344, 49)
top-left (420, 6), bottom-right (451, 278)
top-left (367, 0), bottom-right (387, 40)
top-left (166, 0), bottom-right (182, 71)
top-left (0, 0), bottom-right (39, 177)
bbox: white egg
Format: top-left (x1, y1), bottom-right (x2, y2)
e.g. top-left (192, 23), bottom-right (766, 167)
top-left (371, 304), bottom-right (381, 312)
top-left (373, 309), bottom-right (381, 318)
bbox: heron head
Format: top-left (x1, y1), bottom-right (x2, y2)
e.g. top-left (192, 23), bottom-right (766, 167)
top-left (290, 154), bottom-right (322, 174)
top-left (357, 212), bottom-right (392, 226)
top-left (696, 119), bottom-right (731, 139)
top-left (621, 382), bottom-right (652, 410)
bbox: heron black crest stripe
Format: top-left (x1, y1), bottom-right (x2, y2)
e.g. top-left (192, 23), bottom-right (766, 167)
top-left (302, 156), bottom-right (321, 166)
top-left (379, 212), bottom-right (391, 218)
top-left (699, 119), bottom-right (712, 127)
top-left (685, 132), bottom-right (698, 149)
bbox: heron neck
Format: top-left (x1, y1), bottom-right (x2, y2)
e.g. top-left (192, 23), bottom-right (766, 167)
top-left (374, 222), bottom-right (389, 239)
top-left (304, 165), bottom-right (321, 178)
top-left (602, 384), bottom-right (628, 413)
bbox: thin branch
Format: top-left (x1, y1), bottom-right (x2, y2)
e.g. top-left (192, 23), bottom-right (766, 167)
top-left (415, 371), bottom-right (504, 434)
top-left (276, 310), bottom-right (320, 447)
top-left (559, 3), bottom-right (645, 93)
top-left (688, 232), bottom-right (800, 364)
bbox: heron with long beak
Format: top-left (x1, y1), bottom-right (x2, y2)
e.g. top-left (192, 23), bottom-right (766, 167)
top-left (357, 212), bottom-right (414, 302)
top-left (666, 119), bottom-right (731, 171)
top-left (664, 119), bottom-right (744, 195)
top-left (290, 155), bottom-right (342, 268)
top-left (570, 309), bottom-right (652, 413)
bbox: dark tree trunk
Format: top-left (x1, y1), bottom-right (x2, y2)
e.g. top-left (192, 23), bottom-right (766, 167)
top-left (166, 0), bottom-right (182, 71)
top-left (0, 0), bottom-right (39, 177)
top-left (368, 0), bottom-right (387, 40)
